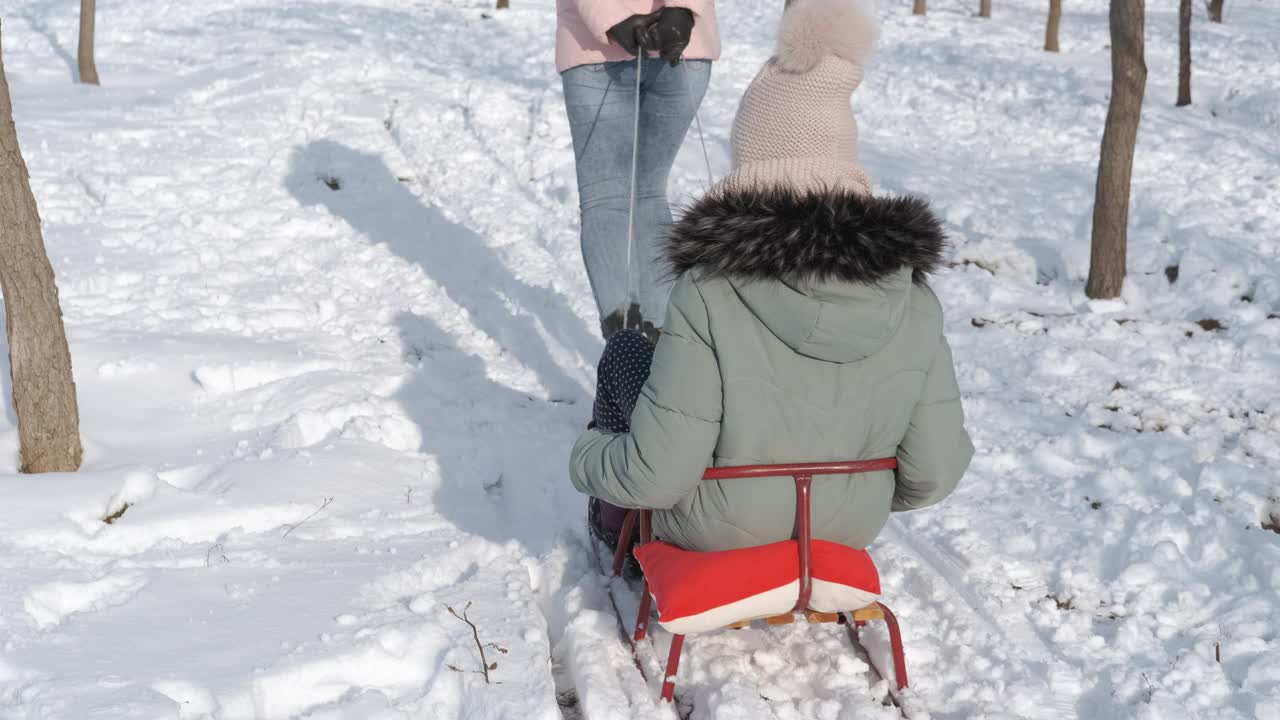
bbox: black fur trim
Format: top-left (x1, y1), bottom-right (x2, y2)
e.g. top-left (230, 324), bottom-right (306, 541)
top-left (664, 188), bottom-right (947, 284)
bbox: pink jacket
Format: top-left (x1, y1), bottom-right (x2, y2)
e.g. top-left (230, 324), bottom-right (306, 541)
top-left (556, 0), bottom-right (721, 73)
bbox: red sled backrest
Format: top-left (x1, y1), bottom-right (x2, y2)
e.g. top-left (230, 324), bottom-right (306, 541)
top-left (629, 459), bottom-right (898, 634)
top-left (698, 459), bottom-right (897, 613)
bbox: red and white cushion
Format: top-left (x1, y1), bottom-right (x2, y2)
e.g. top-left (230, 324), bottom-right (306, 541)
top-left (633, 540), bottom-right (880, 635)
top-left (808, 540), bottom-right (882, 613)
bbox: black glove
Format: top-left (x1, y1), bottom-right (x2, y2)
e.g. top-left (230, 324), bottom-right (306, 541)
top-left (649, 8), bottom-right (696, 66)
top-left (606, 10), bottom-right (663, 57)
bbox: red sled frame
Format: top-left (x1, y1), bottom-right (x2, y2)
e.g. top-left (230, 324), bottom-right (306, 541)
top-left (610, 459), bottom-right (909, 702)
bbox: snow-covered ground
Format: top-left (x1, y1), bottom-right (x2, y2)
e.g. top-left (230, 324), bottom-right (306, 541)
top-left (1, 0), bottom-right (1277, 717)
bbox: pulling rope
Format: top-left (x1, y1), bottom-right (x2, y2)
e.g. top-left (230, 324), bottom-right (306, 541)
top-left (625, 52), bottom-right (643, 306)
top-left (624, 55), bottom-right (715, 312)
top-left (683, 61), bottom-right (714, 189)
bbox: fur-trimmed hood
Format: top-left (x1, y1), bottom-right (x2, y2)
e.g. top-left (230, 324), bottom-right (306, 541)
top-left (664, 187), bottom-right (946, 285)
top-left (664, 188), bottom-right (949, 363)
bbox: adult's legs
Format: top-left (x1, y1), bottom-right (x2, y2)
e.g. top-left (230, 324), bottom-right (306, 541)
top-left (562, 62), bottom-right (639, 333)
top-left (563, 60), bottom-right (712, 336)
top-left (633, 59), bottom-right (711, 326)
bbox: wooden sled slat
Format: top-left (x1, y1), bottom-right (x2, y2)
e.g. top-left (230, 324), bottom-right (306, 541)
top-left (806, 611), bottom-right (841, 624)
top-left (850, 605), bottom-right (885, 623)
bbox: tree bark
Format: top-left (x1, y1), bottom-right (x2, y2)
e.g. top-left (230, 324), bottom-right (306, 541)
top-left (0, 29), bottom-right (83, 473)
top-left (78, 0), bottom-right (99, 85)
top-left (914, 0), bottom-right (927, 16)
top-left (496, 0), bottom-right (509, 8)
top-left (980, 0), bottom-right (992, 18)
top-left (1087, 0), bottom-right (1146, 300)
top-left (1177, 0), bottom-right (1192, 106)
top-left (1206, 0), bottom-right (1224, 23)
top-left (1045, 0), bottom-right (1062, 52)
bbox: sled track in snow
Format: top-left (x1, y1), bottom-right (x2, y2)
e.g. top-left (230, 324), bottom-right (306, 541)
top-left (882, 518), bottom-right (1054, 660)
top-left (880, 518), bottom-right (1077, 718)
top-left (571, 539), bottom-right (905, 720)
top-left (566, 510), bottom-right (1084, 720)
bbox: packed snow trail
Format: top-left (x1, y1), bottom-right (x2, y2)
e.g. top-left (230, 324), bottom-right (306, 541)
top-left (574, 538), bottom-right (907, 720)
top-left (2, 0), bottom-right (1279, 718)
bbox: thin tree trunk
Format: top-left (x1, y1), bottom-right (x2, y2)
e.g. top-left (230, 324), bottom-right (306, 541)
top-left (0, 29), bottom-right (83, 473)
top-left (1206, 0), bottom-right (1224, 23)
top-left (78, 0), bottom-right (99, 85)
top-left (1177, 0), bottom-right (1192, 106)
top-left (1045, 0), bottom-right (1062, 52)
top-left (914, 0), bottom-right (927, 16)
top-left (980, 0), bottom-right (992, 18)
top-left (496, 0), bottom-right (509, 8)
top-left (1087, 0), bottom-right (1146, 299)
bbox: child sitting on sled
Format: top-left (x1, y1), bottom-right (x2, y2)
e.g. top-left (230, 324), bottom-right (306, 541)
top-left (571, 0), bottom-right (973, 554)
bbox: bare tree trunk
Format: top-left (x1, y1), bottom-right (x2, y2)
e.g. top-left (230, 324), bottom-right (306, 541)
top-left (1206, 0), bottom-right (1224, 23)
top-left (78, 0), bottom-right (99, 85)
top-left (980, 0), bottom-right (992, 18)
top-left (0, 29), bottom-right (83, 473)
top-left (1087, 0), bottom-right (1146, 300)
top-left (495, 0), bottom-right (509, 8)
top-left (1045, 0), bottom-right (1062, 52)
top-left (1177, 0), bottom-right (1192, 106)
top-left (914, 0), bottom-right (927, 16)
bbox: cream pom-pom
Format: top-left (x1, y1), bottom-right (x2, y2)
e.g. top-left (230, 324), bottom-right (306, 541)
top-left (776, 0), bottom-right (879, 73)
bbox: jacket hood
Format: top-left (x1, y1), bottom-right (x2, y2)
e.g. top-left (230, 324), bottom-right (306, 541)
top-left (664, 187), bottom-right (947, 363)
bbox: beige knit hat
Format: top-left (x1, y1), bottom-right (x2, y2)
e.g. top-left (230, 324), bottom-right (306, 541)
top-left (717, 0), bottom-right (879, 196)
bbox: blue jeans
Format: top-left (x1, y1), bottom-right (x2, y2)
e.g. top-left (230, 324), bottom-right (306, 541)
top-left (562, 58), bottom-right (711, 329)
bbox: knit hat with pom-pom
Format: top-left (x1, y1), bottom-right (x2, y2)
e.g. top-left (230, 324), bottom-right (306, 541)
top-left (717, 0), bottom-right (879, 196)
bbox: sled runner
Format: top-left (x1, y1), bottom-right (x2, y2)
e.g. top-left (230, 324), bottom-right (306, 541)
top-left (609, 459), bottom-right (910, 702)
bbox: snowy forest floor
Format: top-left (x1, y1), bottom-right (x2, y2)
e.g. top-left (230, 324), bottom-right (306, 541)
top-left (1, 0), bottom-right (1278, 718)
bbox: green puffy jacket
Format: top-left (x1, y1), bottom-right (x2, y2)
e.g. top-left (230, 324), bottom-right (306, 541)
top-left (570, 187), bottom-right (974, 552)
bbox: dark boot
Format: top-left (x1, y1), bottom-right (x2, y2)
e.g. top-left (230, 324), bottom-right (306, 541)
top-left (603, 305), bottom-right (659, 344)
top-left (588, 497), bottom-right (642, 579)
top-left (600, 309), bottom-right (625, 339)
top-left (625, 303), bottom-right (661, 345)
top-left (625, 303), bottom-right (644, 333)
top-left (640, 321), bottom-right (661, 345)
